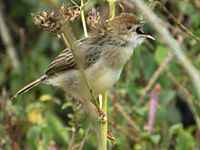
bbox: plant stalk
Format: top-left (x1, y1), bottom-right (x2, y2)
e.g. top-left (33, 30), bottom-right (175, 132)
top-left (81, 0), bottom-right (88, 37)
top-left (99, 1), bottom-right (116, 150)
top-left (60, 32), bottom-right (100, 112)
top-left (100, 93), bottom-right (108, 150)
top-left (108, 0), bottom-right (116, 20)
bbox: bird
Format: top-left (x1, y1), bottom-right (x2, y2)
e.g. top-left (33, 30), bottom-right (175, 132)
top-left (13, 13), bottom-right (154, 104)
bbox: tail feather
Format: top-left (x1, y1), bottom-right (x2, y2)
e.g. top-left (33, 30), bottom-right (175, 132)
top-left (12, 75), bottom-right (47, 100)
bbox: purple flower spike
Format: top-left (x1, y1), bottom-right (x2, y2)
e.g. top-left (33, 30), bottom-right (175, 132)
top-left (145, 84), bottom-right (161, 132)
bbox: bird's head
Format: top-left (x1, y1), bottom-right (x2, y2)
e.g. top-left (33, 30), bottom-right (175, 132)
top-left (110, 13), bottom-right (154, 47)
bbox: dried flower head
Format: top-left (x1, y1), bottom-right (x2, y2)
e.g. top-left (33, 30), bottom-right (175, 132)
top-left (32, 10), bottom-right (64, 34)
top-left (87, 8), bottom-right (101, 28)
top-left (60, 5), bottom-right (80, 21)
top-left (32, 5), bottom-right (80, 34)
top-left (86, 7), bottom-right (110, 35)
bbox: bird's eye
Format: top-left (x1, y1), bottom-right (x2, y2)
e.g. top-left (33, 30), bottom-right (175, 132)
top-left (127, 25), bottom-right (132, 30)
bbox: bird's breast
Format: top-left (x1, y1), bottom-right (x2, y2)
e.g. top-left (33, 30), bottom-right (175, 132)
top-left (86, 61), bottom-right (122, 95)
top-left (103, 45), bottom-right (133, 69)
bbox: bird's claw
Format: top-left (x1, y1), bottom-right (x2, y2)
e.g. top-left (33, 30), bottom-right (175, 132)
top-left (99, 110), bottom-right (107, 123)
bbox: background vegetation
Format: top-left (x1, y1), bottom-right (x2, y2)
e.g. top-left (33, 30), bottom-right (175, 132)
top-left (0, 0), bottom-right (200, 149)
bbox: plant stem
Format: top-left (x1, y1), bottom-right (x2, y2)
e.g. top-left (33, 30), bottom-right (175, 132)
top-left (100, 93), bottom-right (108, 150)
top-left (60, 32), bottom-right (100, 112)
top-left (81, 0), bottom-right (88, 37)
top-left (99, 1), bottom-right (116, 150)
top-left (108, 0), bottom-right (116, 20)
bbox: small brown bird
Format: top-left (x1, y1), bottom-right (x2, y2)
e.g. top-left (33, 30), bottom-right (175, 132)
top-left (13, 13), bottom-right (154, 103)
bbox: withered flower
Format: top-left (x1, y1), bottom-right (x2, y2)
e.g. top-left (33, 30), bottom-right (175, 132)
top-left (60, 5), bottom-right (81, 21)
top-left (87, 9), bottom-right (100, 28)
top-left (32, 5), bottom-right (80, 34)
top-left (87, 8), bottom-right (111, 35)
top-left (32, 10), bottom-right (64, 34)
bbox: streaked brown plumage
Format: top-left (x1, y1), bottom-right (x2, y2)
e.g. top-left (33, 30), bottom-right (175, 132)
top-left (46, 48), bottom-right (77, 76)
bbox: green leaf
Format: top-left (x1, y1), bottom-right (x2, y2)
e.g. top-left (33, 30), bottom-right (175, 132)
top-left (167, 107), bottom-right (181, 124)
top-left (160, 90), bottom-right (176, 106)
top-left (45, 112), bottom-right (69, 146)
top-left (155, 46), bottom-right (169, 64)
top-left (191, 14), bottom-right (200, 28)
top-left (169, 123), bottom-right (183, 136)
top-left (61, 102), bottom-right (73, 110)
top-left (170, 124), bottom-right (197, 150)
top-left (26, 125), bottom-right (42, 150)
top-left (141, 53), bottom-right (156, 81)
top-left (79, 128), bottom-right (85, 136)
top-left (150, 134), bottom-right (161, 144)
top-left (59, 127), bottom-right (72, 133)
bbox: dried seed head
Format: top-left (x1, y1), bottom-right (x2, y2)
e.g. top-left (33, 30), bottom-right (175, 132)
top-left (87, 8), bottom-right (111, 35)
top-left (32, 10), bottom-right (64, 34)
top-left (32, 5), bottom-right (80, 34)
top-left (60, 5), bottom-right (80, 21)
top-left (87, 9), bottom-right (100, 28)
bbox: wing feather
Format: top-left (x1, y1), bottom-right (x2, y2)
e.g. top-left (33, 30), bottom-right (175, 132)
top-left (45, 48), bottom-right (77, 76)
top-left (45, 35), bottom-right (115, 76)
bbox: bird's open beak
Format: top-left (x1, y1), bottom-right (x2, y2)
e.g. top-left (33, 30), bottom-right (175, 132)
top-left (136, 21), bottom-right (155, 40)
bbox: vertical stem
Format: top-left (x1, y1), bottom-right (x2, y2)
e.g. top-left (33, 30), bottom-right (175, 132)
top-left (61, 32), bottom-right (100, 112)
top-left (108, 0), bottom-right (116, 20)
top-left (81, 0), bottom-right (88, 37)
top-left (100, 1), bottom-right (116, 150)
top-left (100, 93), bottom-right (108, 150)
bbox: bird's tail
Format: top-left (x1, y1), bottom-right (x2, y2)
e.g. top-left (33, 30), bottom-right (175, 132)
top-left (12, 75), bottom-right (47, 100)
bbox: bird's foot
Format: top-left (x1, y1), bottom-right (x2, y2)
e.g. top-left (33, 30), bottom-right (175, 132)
top-left (99, 110), bottom-right (107, 123)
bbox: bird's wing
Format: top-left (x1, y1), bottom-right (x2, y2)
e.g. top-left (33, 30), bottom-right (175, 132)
top-left (45, 47), bottom-right (77, 76)
top-left (45, 36), bottom-right (107, 76)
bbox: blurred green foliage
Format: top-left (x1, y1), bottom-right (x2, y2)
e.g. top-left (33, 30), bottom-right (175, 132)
top-left (0, 0), bottom-right (200, 150)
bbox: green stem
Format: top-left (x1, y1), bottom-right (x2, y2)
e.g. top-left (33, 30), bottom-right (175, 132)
top-left (60, 32), bottom-right (100, 112)
top-left (81, 0), bottom-right (88, 37)
top-left (100, 93), bottom-right (108, 150)
top-left (108, 0), bottom-right (116, 20)
top-left (99, 1), bottom-right (116, 150)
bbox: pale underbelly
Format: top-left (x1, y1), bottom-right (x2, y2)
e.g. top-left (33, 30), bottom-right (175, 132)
top-left (46, 64), bottom-right (122, 100)
top-left (87, 67), bottom-right (122, 95)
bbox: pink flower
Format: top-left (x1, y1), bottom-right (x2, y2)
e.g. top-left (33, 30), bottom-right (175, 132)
top-left (145, 84), bottom-right (161, 132)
